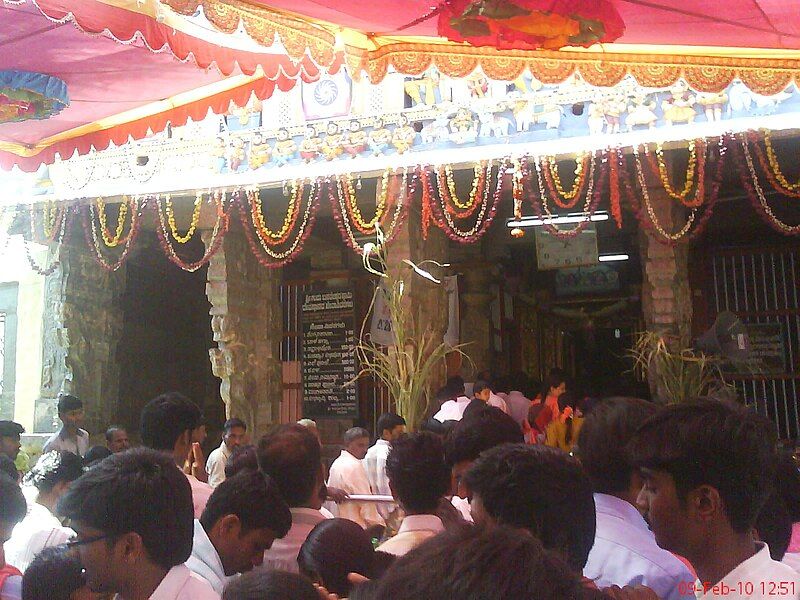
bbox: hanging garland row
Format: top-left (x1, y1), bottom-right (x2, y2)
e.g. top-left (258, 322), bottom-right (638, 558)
top-left (5, 133), bottom-right (800, 277)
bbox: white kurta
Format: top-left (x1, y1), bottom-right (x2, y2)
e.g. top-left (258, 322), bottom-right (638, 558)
top-left (363, 440), bottom-right (394, 520)
top-left (185, 520), bottom-right (230, 594)
top-left (42, 428), bottom-right (89, 457)
top-left (376, 514), bottom-right (444, 557)
top-left (186, 473), bottom-right (213, 519)
top-left (205, 442), bottom-right (232, 489)
top-left (114, 564), bottom-right (220, 600)
top-left (327, 450), bottom-right (384, 530)
top-left (432, 396), bottom-right (471, 422)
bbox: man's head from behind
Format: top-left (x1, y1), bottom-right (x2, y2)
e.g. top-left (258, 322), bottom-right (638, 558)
top-left (472, 381), bottom-right (491, 402)
top-left (376, 413), bottom-right (406, 442)
top-left (257, 424), bottom-right (322, 508)
top-left (200, 470), bottom-right (291, 576)
top-left (23, 450), bottom-right (84, 510)
top-left (343, 427), bottom-right (370, 460)
top-left (223, 419), bottom-right (247, 451)
top-left (57, 395), bottom-right (84, 431)
top-left (57, 447), bottom-right (194, 594)
top-left (627, 399), bottom-right (777, 559)
top-left (0, 473), bottom-right (26, 569)
top-left (140, 392), bottom-right (202, 465)
top-left (465, 444), bottom-right (596, 573)
top-left (0, 420), bottom-right (24, 461)
top-left (578, 397), bottom-right (658, 502)
top-left (385, 432), bottom-right (450, 515)
top-left (444, 409), bottom-right (523, 498)
top-left (105, 427), bottom-right (130, 453)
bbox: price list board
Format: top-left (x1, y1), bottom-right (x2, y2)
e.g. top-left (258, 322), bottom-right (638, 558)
top-left (301, 289), bottom-right (358, 419)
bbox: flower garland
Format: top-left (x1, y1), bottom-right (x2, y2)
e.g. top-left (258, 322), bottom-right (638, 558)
top-left (162, 193), bottom-right (203, 244)
top-left (24, 203), bottom-right (70, 276)
top-left (83, 197), bottom-right (142, 271)
top-left (609, 147), bottom-right (623, 228)
top-left (748, 131), bottom-right (800, 199)
top-left (425, 161), bottom-right (501, 243)
top-left (541, 153), bottom-right (590, 209)
top-left (240, 180), bottom-right (321, 267)
top-left (248, 183), bottom-right (303, 246)
top-left (524, 150), bottom-right (605, 239)
top-left (154, 192), bottom-right (231, 272)
top-left (95, 197), bottom-right (131, 247)
top-left (29, 202), bottom-right (67, 244)
top-left (621, 136), bottom-right (728, 245)
top-left (340, 170), bottom-right (389, 235)
top-left (435, 163), bottom-right (486, 219)
top-left (736, 135), bottom-right (800, 235)
top-left (645, 140), bottom-right (707, 208)
top-left (330, 169), bottom-right (412, 253)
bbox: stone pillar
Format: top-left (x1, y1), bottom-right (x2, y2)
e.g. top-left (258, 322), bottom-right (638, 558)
top-left (459, 262), bottom-right (494, 376)
top-left (39, 241), bottom-right (125, 434)
top-left (638, 184), bottom-right (693, 346)
top-left (205, 225), bottom-right (282, 438)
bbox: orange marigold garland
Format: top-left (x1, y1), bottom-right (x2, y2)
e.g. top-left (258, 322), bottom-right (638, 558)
top-left (541, 153), bottom-right (590, 209)
top-left (645, 140), bottom-right (707, 208)
top-left (248, 182), bottom-right (302, 246)
top-left (609, 147), bottom-right (623, 229)
top-left (749, 131), bottom-right (800, 199)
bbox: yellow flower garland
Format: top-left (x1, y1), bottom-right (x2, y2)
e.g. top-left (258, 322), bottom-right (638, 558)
top-left (345, 170), bottom-right (388, 231)
top-left (42, 201), bottom-right (60, 239)
top-left (445, 163), bottom-right (482, 210)
top-left (250, 182), bottom-right (301, 241)
top-left (654, 141), bottom-right (697, 202)
top-left (764, 130), bottom-right (800, 193)
top-left (165, 194), bottom-right (203, 244)
top-left (547, 153), bottom-right (586, 201)
top-left (96, 198), bottom-right (129, 248)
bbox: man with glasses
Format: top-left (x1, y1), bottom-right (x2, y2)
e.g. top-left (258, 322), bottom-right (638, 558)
top-left (58, 447), bottom-right (219, 599)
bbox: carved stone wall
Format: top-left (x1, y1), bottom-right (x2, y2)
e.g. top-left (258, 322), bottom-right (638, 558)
top-left (38, 241), bottom-right (125, 434)
top-left (205, 225), bottom-right (282, 438)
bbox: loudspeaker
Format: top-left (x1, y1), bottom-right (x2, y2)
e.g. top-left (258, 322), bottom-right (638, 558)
top-left (695, 311), bottom-right (750, 362)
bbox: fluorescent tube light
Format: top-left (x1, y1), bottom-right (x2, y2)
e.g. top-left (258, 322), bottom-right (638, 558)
top-left (598, 254), bottom-right (630, 262)
top-left (506, 212), bottom-right (609, 227)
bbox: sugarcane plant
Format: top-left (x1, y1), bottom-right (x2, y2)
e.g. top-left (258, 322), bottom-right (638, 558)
top-left (352, 225), bottom-right (470, 430)
top-left (628, 330), bottom-right (733, 403)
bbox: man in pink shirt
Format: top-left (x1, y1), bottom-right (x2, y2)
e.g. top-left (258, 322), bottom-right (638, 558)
top-left (140, 393), bottom-right (214, 518)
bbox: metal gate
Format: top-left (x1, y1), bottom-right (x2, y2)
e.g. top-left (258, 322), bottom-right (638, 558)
top-left (707, 247), bottom-right (800, 439)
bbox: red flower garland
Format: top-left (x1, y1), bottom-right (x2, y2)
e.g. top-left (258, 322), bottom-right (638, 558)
top-left (747, 132), bottom-right (800, 199)
top-left (82, 198), bottom-right (142, 271)
top-left (540, 154), bottom-right (590, 210)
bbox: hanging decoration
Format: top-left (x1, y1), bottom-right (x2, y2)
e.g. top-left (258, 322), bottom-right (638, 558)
top-left (95, 198), bottom-right (131, 248)
top-left (736, 135), bottom-right (800, 236)
top-left (24, 202), bottom-right (70, 276)
top-left (541, 153), bottom-right (591, 210)
top-left (155, 192), bottom-right (231, 272)
top-left (0, 70), bottom-right (69, 123)
top-left (525, 150), bottom-right (605, 239)
top-left (608, 147), bottom-right (623, 229)
top-left (645, 140), bottom-right (708, 208)
top-left (437, 0), bottom-right (625, 51)
top-left (330, 168), bottom-right (412, 253)
top-left (83, 197), bottom-right (142, 271)
top-left (748, 131), bottom-right (800, 199)
top-left (248, 183), bottom-right (303, 246)
top-left (240, 179), bottom-right (321, 267)
top-left (424, 161), bottom-right (501, 243)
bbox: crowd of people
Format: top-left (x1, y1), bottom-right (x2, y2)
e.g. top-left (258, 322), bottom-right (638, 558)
top-left (0, 373), bottom-right (799, 600)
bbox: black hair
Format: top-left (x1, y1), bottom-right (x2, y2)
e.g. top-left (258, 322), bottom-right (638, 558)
top-left (473, 380), bottom-right (491, 396)
top-left (105, 426), bottom-right (125, 443)
top-left (57, 394), bottom-right (83, 414)
top-left (222, 570), bottom-right (319, 600)
top-left (0, 455), bottom-right (17, 480)
top-left (774, 449), bottom-right (800, 523)
top-left (298, 518), bottom-right (375, 597)
top-left (371, 524), bottom-right (585, 600)
top-left (224, 418), bottom-right (247, 433)
top-left (445, 376), bottom-right (465, 397)
top-left (22, 451), bottom-right (84, 492)
top-left (419, 418), bottom-right (450, 437)
top-left (0, 420), bottom-right (24, 437)
top-left (344, 427), bottom-right (370, 444)
top-left (225, 445), bottom-right (258, 479)
top-left (578, 397), bottom-right (658, 494)
top-left (200, 469), bottom-right (291, 538)
top-left (541, 370), bottom-right (567, 400)
top-left (0, 472), bottom-right (26, 525)
top-left (444, 409), bottom-right (523, 467)
top-left (755, 491), bottom-right (792, 561)
top-left (83, 446), bottom-right (112, 468)
top-left (57, 447), bottom-right (194, 569)
top-left (22, 545), bottom-right (85, 600)
top-left (464, 444), bottom-right (596, 571)
top-left (376, 413), bottom-right (406, 437)
top-left (257, 424), bottom-right (321, 507)
top-left (385, 432), bottom-right (450, 514)
top-left (140, 392), bottom-right (202, 451)
top-left (627, 399), bottom-right (777, 533)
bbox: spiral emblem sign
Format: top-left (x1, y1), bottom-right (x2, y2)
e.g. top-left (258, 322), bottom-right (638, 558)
top-left (313, 79), bottom-right (339, 106)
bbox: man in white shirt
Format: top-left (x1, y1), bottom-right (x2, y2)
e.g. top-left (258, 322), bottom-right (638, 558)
top-left (433, 376), bottom-right (471, 423)
top-left (43, 394), bottom-right (89, 458)
top-left (581, 398), bottom-right (695, 600)
top-left (187, 469), bottom-right (291, 593)
top-left (205, 418), bottom-right (247, 489)
top-left (58, 447), bottom-right (220, 600)
top-left (628, 400), bottom-right (800, 600)
top-left (328, 428), bottom-right (384, 535)
top-left (364, 413), bottom-right (406, 521)
top-left (377, 432), bottom-right (448, 556)
top-left (259, 424), bottom-right (331, 573)
top-left (140, 392), bottom-right (214, 518)
top-left (4, 450), bottom-right (83, 572)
